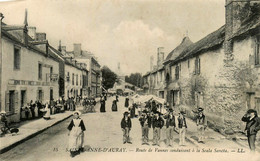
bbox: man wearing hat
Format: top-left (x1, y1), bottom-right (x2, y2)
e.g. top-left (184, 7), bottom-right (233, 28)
top-left (196, 107), bottom-right (207, 143)
top-left (139, 110), bottom-right (152, 145)
top-left (164, 109), bottom-right (176, 147)
top-left (178, 110), bottom-right (187, 146)
top-left (152, 111), bottom-right (164, 146)
top-left (241, 109), bottom-right (260, 151)
top-left (121, 111), bottom-right (132, 144)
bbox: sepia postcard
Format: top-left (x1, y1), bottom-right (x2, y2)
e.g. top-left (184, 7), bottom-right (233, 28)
top-left (0, 0), bottom-right (260, 161)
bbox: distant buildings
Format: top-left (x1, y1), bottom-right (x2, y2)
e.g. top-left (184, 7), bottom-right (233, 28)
top-left (0, 11), bottom-right (102, 123)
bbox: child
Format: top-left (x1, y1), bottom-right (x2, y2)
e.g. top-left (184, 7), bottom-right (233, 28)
top-left (152, 111), bottom-right (164, 146)
top-left (178, 111), bottom-right (187, 146)
top-left (196, 107), bottom-right (207, 143)
top-left (139, 110), bottom-right (151, 145)
top-left (68, 111), bottom-right (86, 157)
top-left (121, 111), bottom-right (132, 144)
top-left (165, 109), bottom-right (176, 147)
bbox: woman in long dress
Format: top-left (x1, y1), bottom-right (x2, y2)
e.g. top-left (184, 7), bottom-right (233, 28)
top-left (43, 101), bottom-right (51, 120)
top-left (100, 98), bottom-right (106, 112)
top-left (125, 96), bottom-right (129, 108)
top-left (34, 102), bottom-right (39, 118)
top-left (67, 111), bottom-right (86, 157)
top-left (111, 100), bottom-right (118, 112)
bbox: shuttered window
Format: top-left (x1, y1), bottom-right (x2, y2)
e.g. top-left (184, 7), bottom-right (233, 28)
top-left (256, 36), bottom-right (260, 65)
top-left (14, 47), bottom-right (21, 70)
top-left (5, 90), bottom-right (17, 114)
top-left (195, 57), bottom-right (201, 75)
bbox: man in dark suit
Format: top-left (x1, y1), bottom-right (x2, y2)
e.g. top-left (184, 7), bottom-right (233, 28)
top-left (121, 111), bottom-right (132, 144)
top-left (241, 109), bottom-right (260, 151)
top-left (139, 110), bottom-right (152, 145)
top-left (152, 111), bottom-right (164, 146)
top-left (178, 111), bottom-right (187, 146)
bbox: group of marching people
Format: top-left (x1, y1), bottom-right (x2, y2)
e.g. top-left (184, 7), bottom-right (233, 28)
top-left (121, 99), bottom-right (208, 147)
top-left (82, 97), bottom-right (97, 113)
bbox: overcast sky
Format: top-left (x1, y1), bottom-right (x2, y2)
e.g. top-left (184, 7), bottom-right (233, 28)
top-left (0, 0), bottom-right (225, 75)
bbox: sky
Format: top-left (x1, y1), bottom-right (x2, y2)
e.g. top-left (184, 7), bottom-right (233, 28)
top-left (0, 0), bottom-right (225, 75)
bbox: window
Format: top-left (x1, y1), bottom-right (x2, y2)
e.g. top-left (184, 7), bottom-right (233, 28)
top-left (38, 63), bottom-right (42, 80)
top-left (38, 90), bottom-right (43, 102)
top-left (175, 65), bottom-right (180, 80)
top-left (76, 74), bottom-right (78, 85)
top-left (195, 57), bottom-right (201, 75)
top-left (255, 36), bottom-right (260, 65)
top-left (21, 90), bottom-right (26, 107)
top-left (50, 67), bottom-right (53, 75)
top-left (14, 47), bottom-right (21, 70)
top-left (72, 73), bottom-right (74, 85)
top-left (50, 89), bottom-right (53, 101)
top-left (67, 72), bottom-right (70, 82)
top-left (80, 75), bottom-right (82, 86)
top-left (5, 90), bottom-right (17, 113)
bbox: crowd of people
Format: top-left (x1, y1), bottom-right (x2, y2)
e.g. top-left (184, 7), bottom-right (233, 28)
top-left (120, 97), bottom-right (260, 152)
top-left (19, 96), bottom-right (84, 121)
top-left (120, 98), bottom-right (209, 147)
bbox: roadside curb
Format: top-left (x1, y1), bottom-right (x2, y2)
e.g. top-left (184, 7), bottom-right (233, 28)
top-left (174, 129), bottom-right (200, 147)
top-left (0, 113), bottom-right (73, 154)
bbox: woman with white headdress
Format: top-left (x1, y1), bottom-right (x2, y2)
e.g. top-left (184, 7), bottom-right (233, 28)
top-left (67, 111), bottom-right (86, 157)
top-left (43, 101), bottom-right (51, 120)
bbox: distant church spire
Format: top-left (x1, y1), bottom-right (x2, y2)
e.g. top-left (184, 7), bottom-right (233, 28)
top-left (118, 62), bottom-right (120, 70)
top-left (24, 9), bottom-right (28, 27)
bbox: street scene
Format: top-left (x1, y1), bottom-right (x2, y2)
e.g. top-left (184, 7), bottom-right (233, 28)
top-left (0, 0), bottom-right (260, 161)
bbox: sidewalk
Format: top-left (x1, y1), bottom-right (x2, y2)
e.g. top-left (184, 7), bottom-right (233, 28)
top-left (183, 117), bottom-right (258, 152)
top-left (0, 111), bottom-right (73, 154)
top-left (0, 97), bottom-right (102, 154)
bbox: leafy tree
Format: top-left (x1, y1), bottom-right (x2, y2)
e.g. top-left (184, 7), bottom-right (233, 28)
top-left (125, 73), bottom-right (143, 88)
top-left (101, 66), bottom-right (117, 90)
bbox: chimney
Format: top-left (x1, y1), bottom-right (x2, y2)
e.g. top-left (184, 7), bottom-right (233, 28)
top-left (28, 26), bottom-right (36, 40)
top-left (224, 0), bottom-right (253, 61)
top-left (73, 43), bottom-right (81, 58)
top-left (157, 47), bottom-right (164, 66)
top-left (58, 40), bottom-right (61, 52)
top-left (36, 33), bottom-right (46, 41)
top-left (150, 56), bottom-right (154, 71)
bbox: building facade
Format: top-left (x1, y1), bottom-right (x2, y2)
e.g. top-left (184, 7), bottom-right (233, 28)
top-left (0, 20), bottom-right (60, 122)
top-left (62, 43), bottom-right (102, 98)
top-left (163, 0), bottom-right (260, 131)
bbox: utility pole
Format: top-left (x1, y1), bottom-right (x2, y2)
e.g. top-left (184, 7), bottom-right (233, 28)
top-left (0, 13), bottom-right (4, 111)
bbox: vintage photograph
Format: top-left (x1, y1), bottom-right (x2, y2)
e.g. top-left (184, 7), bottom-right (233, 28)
top-left (0, 0), bottom-right (259, 161)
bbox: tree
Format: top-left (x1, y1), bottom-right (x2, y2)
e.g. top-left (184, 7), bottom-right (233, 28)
top-left (101, 66), bottom-right (117, 90)
top-left (125, 73), bottom-right (143, 88)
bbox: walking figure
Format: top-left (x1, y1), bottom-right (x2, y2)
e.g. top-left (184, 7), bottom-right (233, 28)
top-left (121, 111), bottom-right (132, 144)
top-left (152, 111), bottom-right (164, 146)
top-left (164, 109), bottom-right (176, 147)
top-left (139, 110), bottom-right (151, 145)
top-left (178, 111), bottom-right (187, 146)
top-left (241, 109), bottom-right (260, 152)
top-left (196, 107), bottom-right (207, 143)
top-left (67, 111), bottom-right (86, 157)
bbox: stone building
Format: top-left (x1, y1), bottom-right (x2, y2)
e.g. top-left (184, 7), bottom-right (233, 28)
top-left (163, 0), bottom-right (260, 131)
